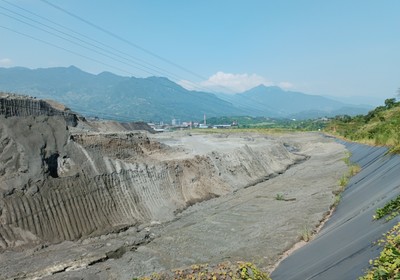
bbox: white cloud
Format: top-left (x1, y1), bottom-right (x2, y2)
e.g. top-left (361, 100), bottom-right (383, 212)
top-left (0, 58), bottom-right (12, 67)
top-left (202, 72), bottom-right (272, 93)
top-left (278, 81), bottom-right (293, 89)
top-left (178, 71), bottom-right (292, 94)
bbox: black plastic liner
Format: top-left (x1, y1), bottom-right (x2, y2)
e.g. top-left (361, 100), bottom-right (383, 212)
top-left (271, 141), bottom-right (400, 280)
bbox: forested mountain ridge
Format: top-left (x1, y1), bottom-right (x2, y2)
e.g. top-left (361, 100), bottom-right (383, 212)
top-left (0, 66), bottom-right (371, 122)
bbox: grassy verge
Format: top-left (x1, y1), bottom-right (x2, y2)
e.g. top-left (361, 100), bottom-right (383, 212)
top-left (135, 261), bottom-right (271, 280)
top-left (325, 99), bottom-right (400, 154)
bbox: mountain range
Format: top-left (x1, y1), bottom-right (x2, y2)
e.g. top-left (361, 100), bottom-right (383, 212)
top-left (0, 66), bottom-right (371, 122)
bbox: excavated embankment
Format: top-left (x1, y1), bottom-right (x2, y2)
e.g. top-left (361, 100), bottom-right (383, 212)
top-left (0, 94), bottom-right (351, 280)
top-left (0, 93), bottom-right (79, 126)
top-left (0, 94), bottom-right (304, 253)
top-left (17, 132), bottom-right (345, 280)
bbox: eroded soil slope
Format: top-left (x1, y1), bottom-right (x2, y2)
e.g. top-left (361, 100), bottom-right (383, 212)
top-left (3, 132), bottom-right (347, 280)
top-left (0, 94), bottom-right (348, 279)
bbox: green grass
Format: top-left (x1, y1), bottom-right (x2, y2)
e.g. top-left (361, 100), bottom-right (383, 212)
top-left (359, 222), bottom-right (400, 280)
top-left (343, 151), bottom-right (351, 165)
top-left (338, 175), bottom-right (349, 188)
top-left (338, 152), bottom-right (361, 190)
top-left (136, 261), bottom-right (271, 280)
top-left (374, 195), bottom-right (400, 221)
top-left (349, 164), bottom-right (362, 176)
top-left (301, 224), bottom-right (312, 242)
top-left (333, 153), bottom-right (361, 209)
top-left (359, 196), bottom-right (400, 279)
top-left (325, 99), bottom-right (400, 154)
top-left (205, 116), bottom-right (328, 131)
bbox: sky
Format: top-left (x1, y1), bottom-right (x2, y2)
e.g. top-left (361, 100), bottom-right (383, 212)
top-left (0, 0), bottom-right (399, 105)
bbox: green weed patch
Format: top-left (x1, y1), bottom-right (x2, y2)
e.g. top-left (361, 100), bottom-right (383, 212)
top-left (136, 261), bottom-right (271, 280)
top-left (326, 99), bottom-right (400, 154)
top-left (374, 195), bottom-right (400, 221)
top-left (359, 223), bottom-right (400, 280)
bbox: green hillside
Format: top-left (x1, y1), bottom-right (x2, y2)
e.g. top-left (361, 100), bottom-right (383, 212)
top-left (0, 66), bottom-right (371, 122)
top-left (0, 66), bottom-right (246, 122)
top-left (326, 98), bottom-right (400, 153)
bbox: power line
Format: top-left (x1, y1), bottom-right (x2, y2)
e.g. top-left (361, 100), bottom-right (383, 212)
top-left (0, 6), bottom-right (166, 77)
top-left (38, 0), bottom-right (236, 94)
top-left (0, 1), bottom-right (222, 93)
top-left (39, 0), bottom-right (210, 82)
top-left (0, 23), bottom-right (211, 98)
top-left (0, 0), bottom-right (208, 91)
top-left (0, 1), bottom-right (235, 94)
top-left (0, 25), bottom-right (135, 76)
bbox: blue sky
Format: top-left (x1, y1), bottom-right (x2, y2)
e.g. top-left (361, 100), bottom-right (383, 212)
top-left (0, 0), bottom-right (399, 104)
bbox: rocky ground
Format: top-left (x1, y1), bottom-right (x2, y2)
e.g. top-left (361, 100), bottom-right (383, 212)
top-left (0, 94), bottom-right (348, 279)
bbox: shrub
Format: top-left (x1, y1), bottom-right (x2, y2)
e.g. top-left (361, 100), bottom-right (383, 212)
top-left (301, 224), bottom-right (312, 242)
top-left (349, 164), bottom-right (361, 176)
top-left (339, 175), bottom-right (349, 188)
top-left (359, 222), bottom-right (400, 280)
top-left (374, 195), bottom-right (400, 221)
top-left (136, 261), bottom-right (271, 280)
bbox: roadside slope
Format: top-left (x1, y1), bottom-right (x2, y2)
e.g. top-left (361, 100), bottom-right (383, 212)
top-left (271, 141), bottom-right (400, 280)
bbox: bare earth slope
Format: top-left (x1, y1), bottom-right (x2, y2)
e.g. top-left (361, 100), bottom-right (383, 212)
top-left (0, 94), bottom-right (348, 279)
top-left (0, 103), bottom-right (300, 251)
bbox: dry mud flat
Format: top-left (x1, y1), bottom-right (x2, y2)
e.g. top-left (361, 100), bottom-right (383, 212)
top-left (0, 131), bottom-right (347, 279)
top-left (122, 133), bottom-right (348, 272)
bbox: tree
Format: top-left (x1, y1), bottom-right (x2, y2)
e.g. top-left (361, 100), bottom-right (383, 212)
top-left (385, 98), bottom-right (397, 109)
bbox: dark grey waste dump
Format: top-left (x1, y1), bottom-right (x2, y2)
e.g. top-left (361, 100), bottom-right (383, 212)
top-left (271, 141), bottom-right (400, 280)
